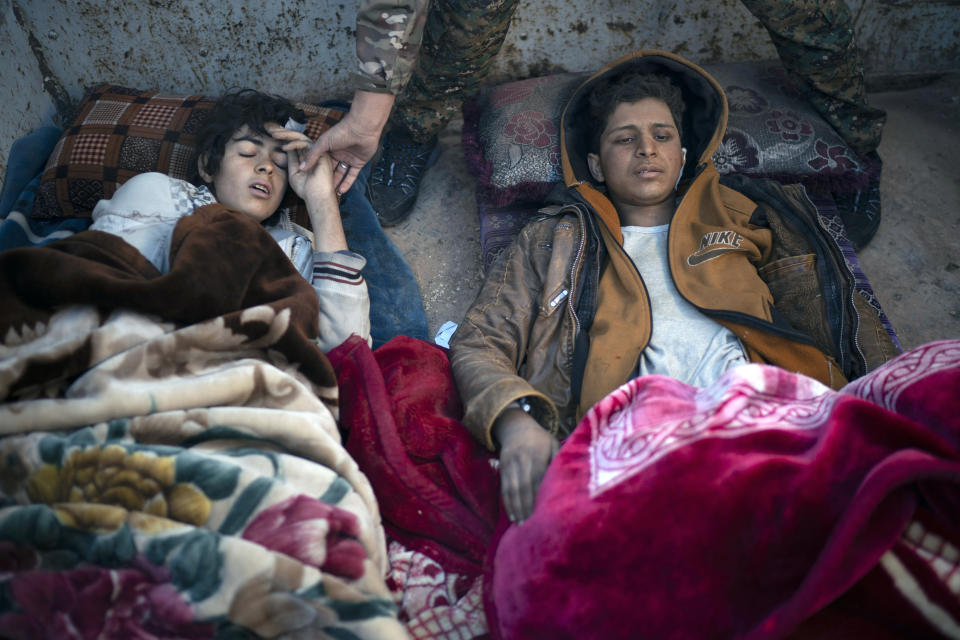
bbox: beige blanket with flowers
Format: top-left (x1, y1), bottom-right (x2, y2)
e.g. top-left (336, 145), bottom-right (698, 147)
top-left (0, 205), bottom-right (408, 639)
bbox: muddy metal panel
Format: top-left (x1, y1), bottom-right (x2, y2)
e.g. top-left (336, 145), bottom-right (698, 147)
top-left (855, 0), bottom-right (960, 82)
top-left (491, 0), bottom-right (960, 83)
top-left (1, 1), bottom-right (58, 187)
top-left (14, 0), bottom-right (358, 103)
top-left (487, 0), bottom-right (780, 81)
top-left (2, 0), bottom-right (959, 188)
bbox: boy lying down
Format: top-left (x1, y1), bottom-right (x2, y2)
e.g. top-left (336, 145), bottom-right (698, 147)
top-left (88, 89), bottom-right (370, 352)
top-left (449, 50), bottom-right (896, 525)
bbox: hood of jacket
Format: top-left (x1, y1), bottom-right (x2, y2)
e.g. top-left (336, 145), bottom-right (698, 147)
top-left (555, 50), bottom-right (845, 415)
top-left (559, 49), bottom-right (728, 238)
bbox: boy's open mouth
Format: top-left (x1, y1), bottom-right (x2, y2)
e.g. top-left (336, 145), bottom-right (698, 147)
top-left (250, 182), bottom-right (272, 197)
top-left (633, 167), bottom-right (662, 177)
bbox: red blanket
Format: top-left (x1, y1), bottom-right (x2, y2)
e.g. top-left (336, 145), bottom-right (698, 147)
top-left (489, 340), bottom-right (960, 639)
top-left (329, 335), bottom-right (500, 577)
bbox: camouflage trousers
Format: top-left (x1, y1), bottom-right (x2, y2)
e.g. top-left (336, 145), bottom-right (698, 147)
top-left (390, 0), bottom-right (520, 142)
top-left (741, 0), bottom-right (886, 155)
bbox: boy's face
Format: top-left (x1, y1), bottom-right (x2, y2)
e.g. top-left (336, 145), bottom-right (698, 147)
top-left (587, 98), bottom-right (684, 213)
top-left (198, 124), bottom-right (289, 222)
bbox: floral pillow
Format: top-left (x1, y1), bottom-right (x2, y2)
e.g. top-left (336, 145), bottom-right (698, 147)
top-left (32, 84), bottom-right (345, 229)
top-left (709, 62), bottom-right (869, 190)
top-left (462, 72), bottom-right (588, 208)
top-left (462, 61), bottom-right (871, 208)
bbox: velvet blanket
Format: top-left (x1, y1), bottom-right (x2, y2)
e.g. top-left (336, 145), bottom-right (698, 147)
top-left (0, 206), bottom-right (407, 638)
top-left (489, 339), bottom-right (960, 639)
top-left (329, 335), bottom-right (500, 638)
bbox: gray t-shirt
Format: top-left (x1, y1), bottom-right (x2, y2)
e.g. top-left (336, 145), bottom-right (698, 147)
top-left (621, 224), bottom-right (747, 387)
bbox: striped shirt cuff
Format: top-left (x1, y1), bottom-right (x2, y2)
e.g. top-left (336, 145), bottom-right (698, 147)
top-left (311, 250), bottom-right (365, 287)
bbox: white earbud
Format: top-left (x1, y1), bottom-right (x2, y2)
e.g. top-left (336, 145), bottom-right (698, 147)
top-left (675, 148), bottom-right (688, 191)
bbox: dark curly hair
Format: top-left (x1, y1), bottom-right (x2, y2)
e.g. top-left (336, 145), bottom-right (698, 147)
top-left (586, 72), bottom-right (685, 153)
top-left (193, 88), bottom-right (306, 184)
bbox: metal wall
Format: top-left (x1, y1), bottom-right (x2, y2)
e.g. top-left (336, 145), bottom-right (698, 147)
top-left (2, 0), bottom-right (959, 184)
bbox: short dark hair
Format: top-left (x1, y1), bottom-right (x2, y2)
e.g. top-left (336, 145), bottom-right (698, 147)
top-left (193, 88), bottom-right (306, 183)
top-left (585, 72), bottom-right (685, 153)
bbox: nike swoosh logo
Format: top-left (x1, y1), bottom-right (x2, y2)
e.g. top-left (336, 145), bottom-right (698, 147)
top-left (686, 247), bottom-right (742, 266)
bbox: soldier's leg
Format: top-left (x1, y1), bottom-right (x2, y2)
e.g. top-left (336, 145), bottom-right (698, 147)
top-left (742, 0), bottom-right (885, 249)
top-left (390, 0), bottom-right (521, 142)
top-left (740, 0), bottom-right (885, 156)
top-left (369, 0), bottom-right (520, 226)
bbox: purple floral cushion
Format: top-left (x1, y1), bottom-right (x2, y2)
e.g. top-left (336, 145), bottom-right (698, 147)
top-left (462, 72), bottom-right (588, 208)
top-left (462, 61), bottom-right (872, 208)
top-left (708, 62), bottom-right (870, 190)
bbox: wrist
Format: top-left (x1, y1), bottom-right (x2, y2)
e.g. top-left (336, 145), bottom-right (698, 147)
top-left (493, 398), bottom-right (539, 448)
top-left (347, 90), bottom-right (395, 132)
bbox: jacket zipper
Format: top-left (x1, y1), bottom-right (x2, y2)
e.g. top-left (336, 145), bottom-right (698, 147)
top-left (563, 203), bottom-right (588, 343)
top-left (800, 188), bottom-right (867, 375)
top-left (569, 191), bottom-right (654, 351)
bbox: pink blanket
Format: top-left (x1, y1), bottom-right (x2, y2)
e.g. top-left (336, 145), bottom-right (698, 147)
top-left (489, 340), bottom-right (960, 639)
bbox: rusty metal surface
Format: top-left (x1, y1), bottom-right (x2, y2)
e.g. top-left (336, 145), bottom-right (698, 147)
top-left (487, 0), bottom-right (781, 82)
top-left (2, 0), bottom-right (959, 186)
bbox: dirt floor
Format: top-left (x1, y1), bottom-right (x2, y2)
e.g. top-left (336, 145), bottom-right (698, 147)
top-left (857, 73), bottom-right (960, 351)
top-left (386, 72), bottom-right (960, 352)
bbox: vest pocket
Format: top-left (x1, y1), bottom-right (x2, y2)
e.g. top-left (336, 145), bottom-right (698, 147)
top-left (759, 253), bottom-right (836, 359)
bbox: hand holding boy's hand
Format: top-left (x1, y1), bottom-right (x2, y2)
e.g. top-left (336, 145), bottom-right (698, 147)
top-left (300, 90), bottom-right (395, 196)
top-left (269, 127), bottom-right (337, 208)
top-left (302, 115), bottom-right (381, 195)
top-left (494, 409), bottom-right (559, 525)
top-left (267, 125), bottom-right (348, 253)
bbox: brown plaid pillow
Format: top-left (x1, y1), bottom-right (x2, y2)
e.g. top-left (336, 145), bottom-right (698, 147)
top-left (32, 84), bottom-right (345, 229)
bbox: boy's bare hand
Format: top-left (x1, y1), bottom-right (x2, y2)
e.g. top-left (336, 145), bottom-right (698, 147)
top-left (268, 127), bottom-right (336, 208)
top-left (493, 409), bottom-right (559, 524)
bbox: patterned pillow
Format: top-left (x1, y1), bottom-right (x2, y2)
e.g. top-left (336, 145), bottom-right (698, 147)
top-left (708, 61), bottom-right (870, 190)
top-left (462, 60), bottom-right (871, 208)
top-left (32, 84), bottom-right (345, 228)
top-left (462, 72), bottom-right (587, 208)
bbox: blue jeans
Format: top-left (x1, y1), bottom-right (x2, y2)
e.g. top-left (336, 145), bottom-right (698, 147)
top-left (339, 163), bottom-right (429, 348)
top-left (0, 126), bottom-right (62, 217)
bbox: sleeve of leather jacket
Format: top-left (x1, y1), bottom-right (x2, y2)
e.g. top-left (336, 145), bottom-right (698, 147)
top-left (352, 0), bottom-right (431, 94)
top-left (448, 224), bottom-right (560, 451)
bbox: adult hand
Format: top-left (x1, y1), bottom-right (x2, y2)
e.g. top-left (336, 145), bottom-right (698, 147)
top-left (494, 408), bottom-right (560, 525)
top-left (300, 90), bottom-right (396, 196)
top-left (268, 126), bottom-right (336, 207)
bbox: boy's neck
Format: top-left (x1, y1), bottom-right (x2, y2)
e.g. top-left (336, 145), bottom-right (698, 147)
top-left (615, 200), bottom-right (675, 227)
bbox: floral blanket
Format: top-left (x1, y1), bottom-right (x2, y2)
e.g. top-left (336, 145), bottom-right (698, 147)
top-left (0, 206), bottom-right (408, 638)
top-left (489, 340), bottom-right (960, 639)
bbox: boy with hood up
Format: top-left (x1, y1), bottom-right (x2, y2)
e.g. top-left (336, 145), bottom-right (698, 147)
top-left (448, 50), bottom-right (896, 524)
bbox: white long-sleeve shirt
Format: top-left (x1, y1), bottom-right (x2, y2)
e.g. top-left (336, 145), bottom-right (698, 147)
top-left (90, 172), bottom-right (370, 352)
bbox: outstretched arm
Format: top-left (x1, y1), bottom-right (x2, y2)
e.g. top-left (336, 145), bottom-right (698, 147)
top-left (305, 0), bottom-right (430, 194)
top-left (449, 220), bottom-right (567, 524)
top-left (269, 126), bottom-right (371, 350)
top-left (300, 90), bottom-right (395, 197)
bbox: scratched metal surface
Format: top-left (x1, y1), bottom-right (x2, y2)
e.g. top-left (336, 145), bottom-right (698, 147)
top-left (2, 0), bottom-right (959, 183)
